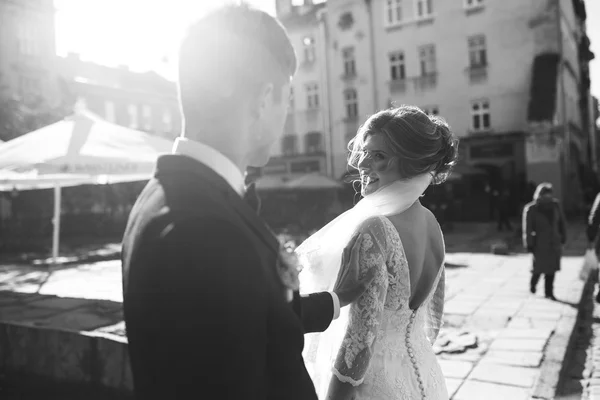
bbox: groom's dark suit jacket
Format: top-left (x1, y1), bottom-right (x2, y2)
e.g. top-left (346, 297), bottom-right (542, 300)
top-left (121, 155), bottom-right (334, 400)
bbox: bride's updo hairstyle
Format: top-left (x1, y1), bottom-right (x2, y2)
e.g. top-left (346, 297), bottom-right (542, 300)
top-left (348, 105), bottom-right (459, 184)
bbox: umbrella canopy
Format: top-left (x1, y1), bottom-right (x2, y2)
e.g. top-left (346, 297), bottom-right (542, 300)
top-left (0, 109), bottom-right (172, 177)
top-left (0, 170), bottom-right (152, 191)
top-left (0, 109), bottom-right (174, 263)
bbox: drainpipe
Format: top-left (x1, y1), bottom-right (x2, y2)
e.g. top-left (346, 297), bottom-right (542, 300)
top-left (317, 8), bottom-right (335, 178)
top-left (365, 0), bottom-right (379, 112)
top-left (556, 0), bottom-right (570, 206)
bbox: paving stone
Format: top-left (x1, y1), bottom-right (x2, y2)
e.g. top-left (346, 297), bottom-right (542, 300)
top-left (445, 301), bottom-right (481, 315)
top-left (439, 360), bottom-right (474, 379)
top-left (445, 377), bottom-right (463, 398)
top-left (488, 338), bottom-right (548, 352)
top-left (484, 350), bottom-right (544, 367)
top-left (453, 380), bottom-right (531, 400)
top-left (467, 313), bottom-right (510, 329)
top-left (496, 328), bottom-right (554, 340)
top-left (516, 310), bottom-right (563, 321)
top-left (506, 317), bottom-right (557, 330)
top-left (469, 362), bottom-right (539, 388)
top-left (481, 300), bottom-right (524, 308)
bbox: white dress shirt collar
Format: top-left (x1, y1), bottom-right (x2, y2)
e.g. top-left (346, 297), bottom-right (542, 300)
top-left (172, 137), bottom-right (245, 196)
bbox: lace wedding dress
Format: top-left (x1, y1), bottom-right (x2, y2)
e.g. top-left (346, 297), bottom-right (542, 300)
top-left (303, 215), bottom-right (448, 400)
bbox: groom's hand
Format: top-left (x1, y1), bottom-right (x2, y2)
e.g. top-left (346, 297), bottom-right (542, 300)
top-left (333, 233), bottom-right (376, 308)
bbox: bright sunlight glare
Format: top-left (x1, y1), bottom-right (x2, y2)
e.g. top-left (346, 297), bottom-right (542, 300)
top-left (54, 0), bottom-right (279, 79)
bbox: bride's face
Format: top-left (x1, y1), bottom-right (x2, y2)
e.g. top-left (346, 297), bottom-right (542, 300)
top-left (357, 134), bottom-right (403, 197)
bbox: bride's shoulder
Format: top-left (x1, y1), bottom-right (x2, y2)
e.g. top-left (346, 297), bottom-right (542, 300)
top-left (356, 216), bottom-right (389, 234)
top-left (354, 216), bottom-right (392, 246)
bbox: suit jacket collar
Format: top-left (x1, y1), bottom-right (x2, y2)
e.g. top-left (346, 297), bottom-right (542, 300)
top-left (155, 154), bottom-right (280, 254)
top-left (172, 138), bottom-right (245, 196)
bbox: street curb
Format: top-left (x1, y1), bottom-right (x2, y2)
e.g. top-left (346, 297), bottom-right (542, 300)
top-left (531, 273), bottom-right (591, 399)
top-left (0, 321), bottom-right (132, 396)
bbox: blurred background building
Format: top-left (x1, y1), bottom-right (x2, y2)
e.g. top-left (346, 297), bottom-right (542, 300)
top-left (0, 0), bottom-right (598, 241)
top-left (0, 0), bottom-right (61, 105)
top-left (274, 0), bottom-right (597, 217)
top-left (58, 52), bottom-right (181, 140)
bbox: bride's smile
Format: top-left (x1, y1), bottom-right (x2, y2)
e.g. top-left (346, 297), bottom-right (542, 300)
top-left (357, 134), bottom-right (402, 197)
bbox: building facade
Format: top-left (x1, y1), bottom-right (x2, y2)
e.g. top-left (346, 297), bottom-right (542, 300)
top-left (265, 1), bottom-right (331, 181)
top-left (58, 53), bottom-right (181, 140)
top-left (279, 0), bottom-right (595, 214)
top-left (0, 0), bottom-right (63, 107)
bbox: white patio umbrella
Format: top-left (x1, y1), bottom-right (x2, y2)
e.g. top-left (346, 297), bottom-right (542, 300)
top-left (0, 109), bottom-right (174, 263)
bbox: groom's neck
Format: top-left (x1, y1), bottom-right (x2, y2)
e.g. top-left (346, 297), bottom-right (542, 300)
top-left (184, 128), bottom-right (249, 175)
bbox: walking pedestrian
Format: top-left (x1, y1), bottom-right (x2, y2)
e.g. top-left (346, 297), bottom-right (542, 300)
top-left (522, 183), bottom-right (567, 300)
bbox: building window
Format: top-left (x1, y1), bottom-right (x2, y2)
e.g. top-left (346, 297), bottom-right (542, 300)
top-left (344, 89), bottom-right (358, 120)
top-left (303, 36), bottom-right (316, 64)
top-left (389, 51), bottom-right (406, 80)
top-left (422, 106), bottom-right (439, 116)
top-left (104, 101), bottom-right (116, 122)
top-left (342, 47), bottom-right (356, 77)
top-left (419, 44), bottom-right (436, 76)
top-left (305, 132), bottom-right (323, 154)
top-left (306, 83), bottom-right (319, 109)
top-left (471, 100), bottom-right (490, 131)
top-left (468, 35), bottom-right (487, 67)
top-left (282, 135), bottom-right (298, 156)
top-left (142, 105), bottom-right (152, 130)
top-left (162, 109), bottom-right (172, 132)
top-left (385, 0), bottom-right (403, 26)
top-left (128, 104), bottom-right (139, 129)
top-left (415, 0), bottom-right (433, 18)
top-left (465, 0), bottom-right (484, 9)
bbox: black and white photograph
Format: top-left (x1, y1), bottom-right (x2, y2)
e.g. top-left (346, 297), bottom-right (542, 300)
top-left (0, 0), bottom-right (599, 399)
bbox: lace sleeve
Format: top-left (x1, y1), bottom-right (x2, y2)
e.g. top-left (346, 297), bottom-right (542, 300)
top-left (424, 266), bottom-right (445, 344)
top-left (332, 219), bottom-right (388, 386)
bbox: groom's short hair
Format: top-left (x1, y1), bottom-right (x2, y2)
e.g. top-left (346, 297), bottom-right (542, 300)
top-left (178, 2), bottom-right (296, 124)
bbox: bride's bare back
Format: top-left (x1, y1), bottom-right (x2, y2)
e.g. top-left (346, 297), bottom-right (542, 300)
top-left (386, 200), bottom-right (445, 311)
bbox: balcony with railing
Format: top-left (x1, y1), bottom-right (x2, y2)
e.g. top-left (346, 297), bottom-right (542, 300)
top-left (388, 73), bottom-right (438, 96)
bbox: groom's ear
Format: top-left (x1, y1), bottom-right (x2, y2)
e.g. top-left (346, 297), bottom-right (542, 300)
top-left (254, 82), bottom-right (274, 119)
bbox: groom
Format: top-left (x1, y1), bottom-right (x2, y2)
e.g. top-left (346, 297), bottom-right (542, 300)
top-left (121, 4), bottom-right (369, 400)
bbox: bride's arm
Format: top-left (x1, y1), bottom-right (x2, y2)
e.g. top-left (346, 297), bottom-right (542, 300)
top-left (296, 233), bottom-right (379, 334)
top-left (328, 218), bottom-right (389, 399)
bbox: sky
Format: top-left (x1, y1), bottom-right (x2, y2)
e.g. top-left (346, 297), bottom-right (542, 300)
top-left (55, 0), bottom-right (600, 99)
top-left (54, 0), bottom-right (281, 78)
top-left (586, 0), bottom-right (600, 100)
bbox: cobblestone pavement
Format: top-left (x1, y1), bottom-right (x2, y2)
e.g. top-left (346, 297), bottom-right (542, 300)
top-left (0, 252), bottom-right (586, 399)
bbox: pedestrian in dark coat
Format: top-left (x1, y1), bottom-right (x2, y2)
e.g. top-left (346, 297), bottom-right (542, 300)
top-left (522, 183), bottom-right (567, 300)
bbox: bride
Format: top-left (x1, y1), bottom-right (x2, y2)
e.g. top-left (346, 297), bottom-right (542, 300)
top-left (296, 105), bottom-right (458, 400)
